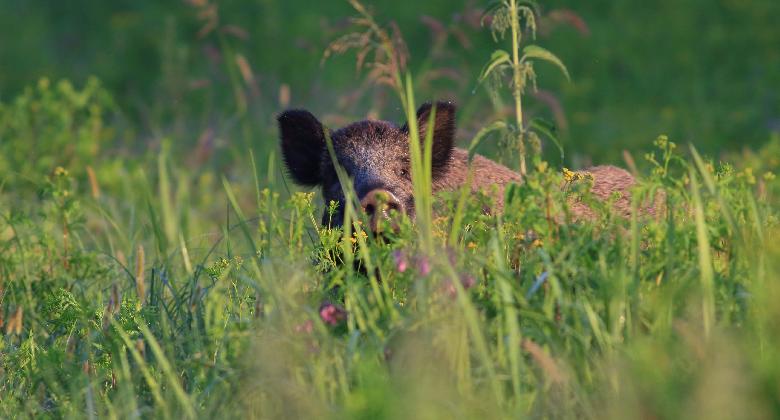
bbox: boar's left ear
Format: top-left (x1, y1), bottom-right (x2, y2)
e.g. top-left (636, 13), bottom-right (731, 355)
top-left (402, 101), bottom-right (456, 176)
top-left (277, 109), bottom-right (325, 186)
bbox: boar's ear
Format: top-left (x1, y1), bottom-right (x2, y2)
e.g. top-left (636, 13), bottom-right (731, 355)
top-left (402, 101), bottom-right (456, 176)
top-left (277, 109), bottom-right (325, 186)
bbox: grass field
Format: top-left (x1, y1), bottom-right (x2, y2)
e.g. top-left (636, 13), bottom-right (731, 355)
top-left (1, 0), bottom-right (779, 418)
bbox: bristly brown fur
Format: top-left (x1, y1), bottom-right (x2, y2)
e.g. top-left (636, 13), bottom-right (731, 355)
top-left (277, 100), bottom-right (645, 227)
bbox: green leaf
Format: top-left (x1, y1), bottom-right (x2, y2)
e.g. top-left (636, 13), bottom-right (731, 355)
top-left (521, 45), bottom-right (571, 81)
top-left (477, 49), bottom-right (511, 84)
top-left (467, 120), bottom-right (508, 161)
top-left (529, 117), bottom-right (564, 163)
top-left (517, 0), bottom-right (541, 17)
top-left (480, 0), bottom-right (506, 26)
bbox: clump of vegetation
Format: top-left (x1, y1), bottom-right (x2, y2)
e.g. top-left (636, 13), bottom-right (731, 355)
top-left (0, 77), bottom-right (114, 193)
top-left (479, 0), bottom-right (571, 175)
top-left (0, 1), bottom-right (779, 419)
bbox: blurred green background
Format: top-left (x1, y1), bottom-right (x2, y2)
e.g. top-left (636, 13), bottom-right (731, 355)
top-left (1, 0), bottom-right (778, 166)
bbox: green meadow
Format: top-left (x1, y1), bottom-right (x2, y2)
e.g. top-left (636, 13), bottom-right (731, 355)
top-left (1, 0), bottom-right (779, 418)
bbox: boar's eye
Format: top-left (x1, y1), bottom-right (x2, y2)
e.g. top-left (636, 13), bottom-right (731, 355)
top-left (397, 158), bottom-right (411, 179)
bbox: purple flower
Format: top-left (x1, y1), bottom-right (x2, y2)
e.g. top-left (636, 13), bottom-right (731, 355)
top-left (443, 274), bottom-right (477, 299)
top-left (392, 250), bottom-right (408, 273)
top-left (446, 247), bottom-right (458, 266)
top-left (460, 273), bottom-right (476, 290)
top-left (319, 302), bottom-right (347, 326)
top-left (417, 256), bottom-right (431, 276)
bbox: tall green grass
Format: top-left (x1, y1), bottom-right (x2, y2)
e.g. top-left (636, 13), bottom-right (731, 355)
top-left (1, 1), bottom-right (780, 417)
top-left (0, 74), bottom-right (778, 418)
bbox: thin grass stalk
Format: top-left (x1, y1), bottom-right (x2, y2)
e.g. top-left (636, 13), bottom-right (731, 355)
top-left (509, 0), bottom-right (526, 176)
top-left (347, 0), bottom-right (405, 103)
top-left (112, 322), bottom-right (169, 417)
top-left (158, 146), bottom-right (176, 248)
top-left (442, 260), bottom-right (505, 407)
top-left (490, 233), bottom-right (522, 402)
top-left (689, 168), bottom-right (715, 338)
top-left (403, 75), bottom-right (434, 253)
top-left (138, 322), bottom-right (197, 419)
top-left (221, 177), bottom-right (258, 257)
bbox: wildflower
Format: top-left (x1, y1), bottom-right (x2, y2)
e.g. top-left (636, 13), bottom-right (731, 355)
top-left (54, 166), bottom-right (69, 177)
top-left (460, 273), bottom-right (476, 290)
top-left (562, 167), bottom-right (593, 183)
top-left (467, 241), bottom-right (477, 250)
top-left (295, 319), bottom-right (314, 334)
top-left (446, 247), bottom-right (458, 266)
top-left (319, 303), bottom-right (347, 326)
top-left (654, 134), bottom-right (668, 149)
top-left (443, 281), bottom-right (457, 299)
top-left (764, 171), bottom-right (776, 181)
top-left (563, 167), bottom-right (576, 182)
top-left (443, 274), bottom-right (477, 299)
top-left (392, 250), bottom-right (408, 273)
top-left (417, 256), bottom-right (431, 276)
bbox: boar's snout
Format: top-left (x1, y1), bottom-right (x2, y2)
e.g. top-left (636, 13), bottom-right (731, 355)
top-left (360, 189), bottom-right (404, 233)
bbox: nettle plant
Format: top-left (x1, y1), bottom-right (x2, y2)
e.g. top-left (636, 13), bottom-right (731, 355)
top-left (479, 0), bottom-right (570, 176)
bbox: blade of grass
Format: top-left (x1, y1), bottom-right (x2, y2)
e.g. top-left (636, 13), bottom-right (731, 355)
top-left (111, 322), bottom-right (169, 417)
top-left (689, 168), bottom-right (715, 338)
top-left (138, 322), bottom-right (197, 419)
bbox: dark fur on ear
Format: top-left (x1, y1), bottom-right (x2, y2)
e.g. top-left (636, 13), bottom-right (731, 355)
top-left (277, 109), bottom-right (325, 186)
top-left (402, 101), bottom-right (457, 177)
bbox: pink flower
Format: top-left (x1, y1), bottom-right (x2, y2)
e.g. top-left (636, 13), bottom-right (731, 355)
top-left (417, 256), bottom-right (431, 276)
top-left (460, 273), bottom-right (476, 290)
top-left (294, 319), bottom-right (313, 334)
top-left (443, 274), bottom-right (477, 299)
top-left (443, 281), bottom-right (457, 299)
top-left (446, 247), bottom-right (458, 266)
top-left (319, 302), bottom-right (347, 326)
top-left (392, 250), bottom-right (408, 273)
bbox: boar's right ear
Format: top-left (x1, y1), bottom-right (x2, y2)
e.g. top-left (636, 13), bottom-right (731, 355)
top-left (403, 101), bottom-right (457, 177)
top-left (277, 109), bottom-right (325, 186)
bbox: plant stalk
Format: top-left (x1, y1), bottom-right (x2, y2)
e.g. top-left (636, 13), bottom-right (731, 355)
top-left (509, 0), bottom-right (526, 176)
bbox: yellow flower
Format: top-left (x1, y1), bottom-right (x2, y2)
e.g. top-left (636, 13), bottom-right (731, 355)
top-left (467, 241), bottom-right (477, 250)
top-left (563, 167), bottom-right (592, 183)
top-left (563, 167), bottom-right (576, 182)
top-left (744, 167), bottom-right (756, 185)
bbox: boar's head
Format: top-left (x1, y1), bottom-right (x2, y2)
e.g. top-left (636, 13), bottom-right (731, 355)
top-left (278, 101), bottom-right (456, 231)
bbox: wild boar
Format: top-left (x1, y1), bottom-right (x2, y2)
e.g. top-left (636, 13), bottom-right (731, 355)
top-left (277, 101), bottom-right (638, 231)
